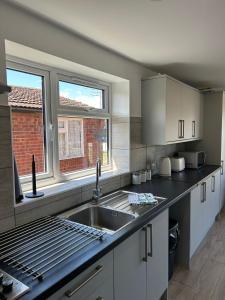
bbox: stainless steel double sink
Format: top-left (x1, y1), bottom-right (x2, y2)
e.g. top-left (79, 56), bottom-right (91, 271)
top-left (59, 190), bottom-right (163, 235)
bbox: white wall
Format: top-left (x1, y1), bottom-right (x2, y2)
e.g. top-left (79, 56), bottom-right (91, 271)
top-left (0, 1), bottom-right (155, 116)
top-left (0, 1), bottom-right (157, 230)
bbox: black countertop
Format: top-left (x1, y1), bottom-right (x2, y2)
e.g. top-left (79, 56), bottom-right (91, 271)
top-left (20, 165), bottom-right (220, 299)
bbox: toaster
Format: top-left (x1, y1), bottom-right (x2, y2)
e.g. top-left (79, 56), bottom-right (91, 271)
top-left (178, 151), bottom-right (206, 169)
top-left (170, 157), bottom-right (185, 172)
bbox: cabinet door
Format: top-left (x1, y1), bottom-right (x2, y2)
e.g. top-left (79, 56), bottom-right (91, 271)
top-left (190, 184), bottom-right (205, 257)
top-left (181, 86), bottom-right (194, 140)
top-left (165, 79), bottom-right (182, 142)
top-left (220, 162), bottom-right (225, 210)
top-left (204, 177), bottom-right (215, 233)
top-left (48, 252), bottom-right (113, 300)
top-left (147, 209), bottom-right (168, 300)
top-left (193, 91), bottom-right (202, 139)
top-left (211, 170), bottom-right (221, 218)
top-left (114, 228), bottom-right (147, 300)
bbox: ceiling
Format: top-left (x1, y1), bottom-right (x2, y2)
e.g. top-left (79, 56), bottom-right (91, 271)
top-left (6, 0), bottom-right (225, 89)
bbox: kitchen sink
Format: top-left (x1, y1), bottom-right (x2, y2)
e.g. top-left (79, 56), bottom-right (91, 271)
top-left (64, 206), bottom-right (135, 234)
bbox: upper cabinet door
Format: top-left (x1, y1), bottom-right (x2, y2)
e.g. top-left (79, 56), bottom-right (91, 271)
top-left (141, 75), bottom-right (203, 146)
top-left (181, 86), bottom-right (195, 140)
top-left (192, 90), bottom-right (202, 139)
top-left (165, 78), bottom-right (182, 142)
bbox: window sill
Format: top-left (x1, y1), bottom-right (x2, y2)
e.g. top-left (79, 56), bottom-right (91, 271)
top-left (16, 169), bottom-right (130, 210)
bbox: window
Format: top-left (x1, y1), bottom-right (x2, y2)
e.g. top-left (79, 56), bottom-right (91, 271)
top-left (59, 81), bottom-right (104, 110)
top-left (6, 59), bottom-right (111, 185)
top-left (6, 65), bottom-right (51, 180)
top-left (57, 77), bottom-right (110, 175)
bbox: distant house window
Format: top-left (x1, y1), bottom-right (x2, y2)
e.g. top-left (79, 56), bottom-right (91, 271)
top-left (58, 117), bottom-right (84, 159)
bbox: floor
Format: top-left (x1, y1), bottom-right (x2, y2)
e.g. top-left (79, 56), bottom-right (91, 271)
top-left (168, 209), bottom-right (225, 300)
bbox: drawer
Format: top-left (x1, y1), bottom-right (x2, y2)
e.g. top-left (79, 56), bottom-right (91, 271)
top-left (48, 251), bottom-right (113, 300)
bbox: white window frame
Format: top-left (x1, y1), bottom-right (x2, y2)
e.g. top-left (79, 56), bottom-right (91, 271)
top-left (6, 56), bottom-right (112, 189)
top-left (6, 60), bottom-right (53, 185)
top-left (58, 117), bottom-right (84, 160)
top-left (55, 73), bottom-right (111, 180)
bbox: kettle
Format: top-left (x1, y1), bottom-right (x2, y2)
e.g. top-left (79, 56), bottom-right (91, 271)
top-left (159, 157), bottom-right (171, 176)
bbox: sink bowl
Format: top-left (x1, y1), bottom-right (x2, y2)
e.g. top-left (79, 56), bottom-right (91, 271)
top-left (67, 206), bottom-right (135, 234)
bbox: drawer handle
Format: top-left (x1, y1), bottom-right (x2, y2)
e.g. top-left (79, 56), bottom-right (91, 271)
top-left (96, 298), bottom-right (104, 300)
top-left (65, 265), bottom-right (103, 297)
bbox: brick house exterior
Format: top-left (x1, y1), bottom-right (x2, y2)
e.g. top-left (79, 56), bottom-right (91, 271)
top-left (9, 87), bottom-right (106, 176)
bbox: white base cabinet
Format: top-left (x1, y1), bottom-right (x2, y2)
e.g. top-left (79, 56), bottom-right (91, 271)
top-left (48, 251), bottom-right (114, 300)
top-left (147, 210), bottom-right (168, 300)
top-left (49, 211), bottom-right (169, 300)
top-left (114, 209), bottom-right (168, 300)
top-left (114, 228), bottom-right (147, 300)
top-left (190, 170), bottom-right (220, 258)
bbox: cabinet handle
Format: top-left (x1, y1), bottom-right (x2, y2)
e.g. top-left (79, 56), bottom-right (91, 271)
top-left (182, 120), bottom-right (185, 138)
top-left (221, 161), bottom-right (224, 175)
top-left (65, 265), bottom-right (103, 297)
top-left (201, 182), bottom-right (206, 203)
top-left (147, 224), bottom-right (153, 257)
top-left (142, 227), bottom-right (148, 262)
top-left (204, 182), bottom-right (207, 202)
top-left (96, 298), bottom-right (104, 300)
top-left (192, 121), bottom-right (196, 137)
top-left (178, 120), bottom-right (182, 138)
top-left (212, 176), bottom-right (215, 192)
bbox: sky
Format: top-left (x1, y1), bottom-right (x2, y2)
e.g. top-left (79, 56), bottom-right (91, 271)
top-left (7, 68), bottom-right (102, 108)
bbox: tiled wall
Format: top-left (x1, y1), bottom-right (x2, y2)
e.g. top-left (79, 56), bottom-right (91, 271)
top-left (14, 173), bottom-right (131, 226)
top-left (0, 106), bottom-right (15, 231)
top-left (130, 117), bottom-right (185, 173)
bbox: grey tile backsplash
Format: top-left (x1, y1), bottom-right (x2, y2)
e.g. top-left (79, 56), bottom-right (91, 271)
top-left (130, 116), bottom-right (185, 173)
top-left (0, 112), bottom-right (184, 232)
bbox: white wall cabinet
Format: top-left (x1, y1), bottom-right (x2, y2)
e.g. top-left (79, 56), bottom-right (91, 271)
top-left (142, 75), bottom-right (202, 145)
top-left (190, 170), bottom-right (220, 258)
top-left (114, 209), bottom-right (168, 300)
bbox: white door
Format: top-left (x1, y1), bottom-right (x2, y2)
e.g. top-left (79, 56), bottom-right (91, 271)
top-left (166, 78), bottom-right (182, 142)
top-left (114, 228), bottom-right (147, 300)
top-left (208, 171), bottom-right (221, 219)
top-left (181, 85), bottom-right (194, 140)
top-left (190, 184), bottom-right (205, 257)
top-left (204, 177), bottom-right (215, 234)
top-left (220, 93), bottom-right (225, 209)
top-left (193, 90), bottom-right (202, 139)
top-left (147, 209), bottom-right (168, 300)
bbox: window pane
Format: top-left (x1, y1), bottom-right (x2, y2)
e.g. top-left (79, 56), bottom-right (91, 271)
top-left (58, 116), bottom-right (109, 174)
top-left (7, 68), bottom-right (47, 177)
top-left (59, 81), bottom-right (103, 110)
